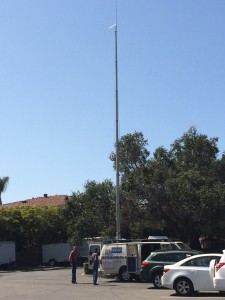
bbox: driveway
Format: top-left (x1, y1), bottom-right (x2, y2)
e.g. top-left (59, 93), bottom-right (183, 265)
top-left (0, 267), bottom-right (224, 299)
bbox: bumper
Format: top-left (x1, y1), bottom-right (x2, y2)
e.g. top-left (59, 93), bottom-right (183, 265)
top-left (213, 278), bottom-right (225, 291)
top-left (161, 277), bottom-right (173, 289)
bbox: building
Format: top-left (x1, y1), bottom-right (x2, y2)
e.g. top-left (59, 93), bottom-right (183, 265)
top-left (2, 194), bottom-right (67, 207)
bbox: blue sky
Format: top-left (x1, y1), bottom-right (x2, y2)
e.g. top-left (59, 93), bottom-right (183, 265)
top-left (1, 0), bottom-right (225, 204)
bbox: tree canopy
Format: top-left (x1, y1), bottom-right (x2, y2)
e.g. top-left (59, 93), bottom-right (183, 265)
top-left (1, 127), bottom-right (225, 252)
top-left (110, 127), bottom-right (225, 241)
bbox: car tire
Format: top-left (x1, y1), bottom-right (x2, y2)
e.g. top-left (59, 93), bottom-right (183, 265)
top-left (118, 267), bottom-right (131, 282)
top-left (174, 277), bottom-right (194, 296)
top-left (49, 259), bottom-right (56, 267)
top-left (152, 271), bottom-right (163, 288)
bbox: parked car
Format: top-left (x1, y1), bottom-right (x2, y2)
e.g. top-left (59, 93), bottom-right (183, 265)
top-left (139, 249), bottom-right (202, 288)
top-left (210, 249), bottom-right (225, 291)
top-left (161, 253), bottom-right (222, 296)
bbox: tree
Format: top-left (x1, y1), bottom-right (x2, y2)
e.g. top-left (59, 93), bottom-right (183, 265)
top-left (161, 127), bottom-right (225, 237)
top-left (0, 206), bottom-right (68, 253)
top-left (109, 128), bottom-right (225, 241)
top-left (147, 127), bottom-right (225, 240)
top-left (110, 132), bottom-right (157, 238)
top-left (110, 131), bottom-right (150, 175)
top-left (0, 176), bottom-right (9, 205)
top-left (60, 180), bottom-right (116, 244)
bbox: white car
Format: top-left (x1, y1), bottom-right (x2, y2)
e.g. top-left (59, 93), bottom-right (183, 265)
top-left (210, 249), bottom-right (225, 291)
top-left (161, 253), bottom-right (222, 296)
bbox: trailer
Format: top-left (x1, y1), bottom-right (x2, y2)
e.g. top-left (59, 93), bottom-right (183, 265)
top-left (0, 241), bottom-right (16, 269)
top-left (42, 243), bottom-right (72, 266)
top-left (42, 237), bottom-right (114, 269)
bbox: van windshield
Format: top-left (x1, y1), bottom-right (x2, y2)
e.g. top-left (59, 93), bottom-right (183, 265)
top-left (173, 242), bottom-right (191, 250)
top-left (141, 244), bottom-right (162, 261)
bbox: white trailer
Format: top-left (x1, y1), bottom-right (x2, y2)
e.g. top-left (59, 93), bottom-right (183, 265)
top-left (42, 237), bottom-right (115, 269)
top-left (0, 241), bottom-right (16, 268)
top-left (42, 243), bottom-right (72, 266)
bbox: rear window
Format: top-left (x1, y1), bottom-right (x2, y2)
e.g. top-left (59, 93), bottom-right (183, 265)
top-left (164, 253), bottom-right (183, 262)
top-left (150, 252), bottom-right (194, 263)
top-left (151, 253), bottom-right (166, 261)
top-left (173, 252), bottom-right (194, 261)
top-left (182, 256), bottom-right (221, 267)
top-left (163, 252), bottom-right (189, 262)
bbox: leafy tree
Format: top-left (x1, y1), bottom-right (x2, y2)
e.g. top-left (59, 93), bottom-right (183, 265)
top-left (60, 180), bottom-right (116, 244)
top-left (0, 206), bottom-right (68, 253)
top-left (110, 131), bottom-right (149, 175)
top-left (160, 127), bottom-right (225, 239)
top-left (110, 132), bottom-right (157, 238)
top-left (109, 128), bottom-right (225, 242)
top-left (0, 176), bottom-right (9, 205)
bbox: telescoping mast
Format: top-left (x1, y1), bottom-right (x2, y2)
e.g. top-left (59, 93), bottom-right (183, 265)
top-left (109, 18), bottom-right (121, 240)
top-left (114, 23), bottom-right (121, 241)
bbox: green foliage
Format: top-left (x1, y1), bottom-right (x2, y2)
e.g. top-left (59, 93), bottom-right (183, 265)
top-left (1, 127), bottom-right (225, 252)
top-left (60, 179), bottom-right (116, 243)
top-left (0, 206), bottom-right (68, 253)
top-left (110, 127), bottom-right (225, 241)
top-left (110, 131), bottom-right (150, 174)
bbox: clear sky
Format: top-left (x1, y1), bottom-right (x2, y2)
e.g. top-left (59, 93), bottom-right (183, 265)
top-left (1, 0), bottom-right (225, 204)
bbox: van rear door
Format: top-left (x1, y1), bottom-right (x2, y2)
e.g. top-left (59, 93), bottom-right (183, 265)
top-left (127, 244), bottom-right (138, 273)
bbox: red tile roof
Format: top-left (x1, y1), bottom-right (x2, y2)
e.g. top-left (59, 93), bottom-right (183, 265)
top-left (2, 194), bottom-right (67, 207)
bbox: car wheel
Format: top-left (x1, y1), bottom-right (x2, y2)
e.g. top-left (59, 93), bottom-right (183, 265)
top-left (174, 277), bottom-right (194, 296)
top-left (118, 267), bottom-right (131, 282)
top-left (152, 271), bottom-right (163, 288)
top-left (49, 259), bottom-right (56, 267)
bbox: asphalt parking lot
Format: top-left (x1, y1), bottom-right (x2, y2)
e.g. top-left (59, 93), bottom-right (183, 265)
top-left (0, 267), bottom-right (225, 300)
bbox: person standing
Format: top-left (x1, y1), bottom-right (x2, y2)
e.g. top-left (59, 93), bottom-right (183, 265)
top-left (91, 248), bottom-right (100, 285)
top-left (69, 245), bottom-right (78, 284)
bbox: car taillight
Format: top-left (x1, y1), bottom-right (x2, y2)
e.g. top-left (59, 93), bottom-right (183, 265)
top-left (163, 268), bottom-right (170, 274)
top-left (215, 262), bottom-right (225, 272)
top-left (141, 261), bottom-right (149, 266)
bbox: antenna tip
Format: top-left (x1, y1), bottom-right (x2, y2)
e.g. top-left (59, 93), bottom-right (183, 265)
top-left (108, 24), bottom-right (116, 30)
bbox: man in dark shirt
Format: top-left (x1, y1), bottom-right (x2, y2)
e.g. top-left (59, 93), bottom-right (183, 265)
top-left (69, 246), bottom-right (78, 284)
top-left (91, 248), bottom-right (100, 285)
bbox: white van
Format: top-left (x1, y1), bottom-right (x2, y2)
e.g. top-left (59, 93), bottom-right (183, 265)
top-left (100, 241), bottom-right (190, 281)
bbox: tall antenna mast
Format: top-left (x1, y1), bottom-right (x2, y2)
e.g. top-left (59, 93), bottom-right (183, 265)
top-left (115, 1), bottom-right (121, 240)
top-left (109, 2), bottom-right (121, 241)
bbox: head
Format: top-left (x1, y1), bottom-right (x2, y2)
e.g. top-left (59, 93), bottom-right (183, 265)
top-left (73, 246), bottom-right (77, 252)
top-left (95, 248), bottom-right (98, 254)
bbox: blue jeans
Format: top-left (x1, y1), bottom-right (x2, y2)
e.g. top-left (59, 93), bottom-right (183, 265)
top-left (92, 264), bottom-right (98, 285)
top-left (71, 262), bottom-right (77, 283)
